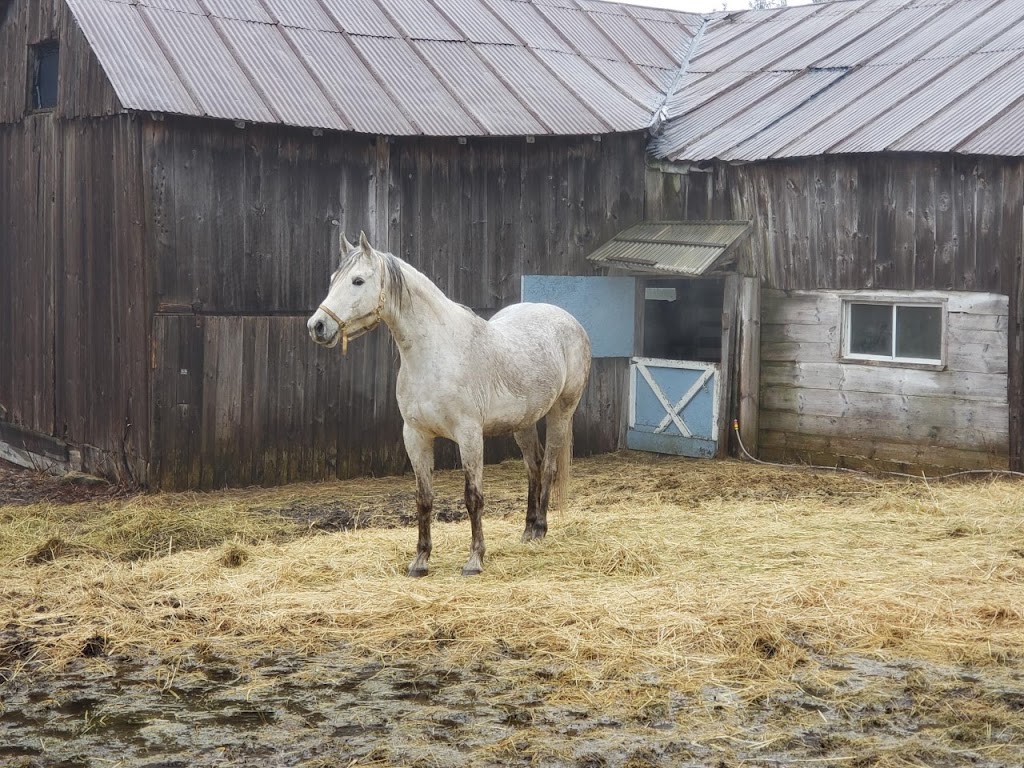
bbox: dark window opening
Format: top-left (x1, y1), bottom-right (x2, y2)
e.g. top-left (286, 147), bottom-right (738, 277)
top-left (846, 301), bottom-right (943, 363)
top-left (642, 278), bottom-right (724, 363)
top-left (29, 41), bottom-right (60, 111)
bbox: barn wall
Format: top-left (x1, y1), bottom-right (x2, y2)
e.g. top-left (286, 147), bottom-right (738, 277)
top-left (647, 154), bottom-right (1024, 295)
top-left (0, 113), bottom-right (149, 480)
top-left (147, 120), bottom-right (645, 488)
top-left (759, 289), bottom-right (1009, 473)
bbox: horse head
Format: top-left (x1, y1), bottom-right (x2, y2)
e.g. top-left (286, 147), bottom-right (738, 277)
top-left (308, 232), bottom-right (389, 352)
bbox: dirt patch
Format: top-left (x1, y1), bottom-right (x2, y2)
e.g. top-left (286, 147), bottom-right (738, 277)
top-left (0, 459), bottom-right (129, 506)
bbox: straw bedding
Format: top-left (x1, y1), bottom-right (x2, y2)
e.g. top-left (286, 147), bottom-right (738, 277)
top-left (1, 453), bottom-right (1023, 763)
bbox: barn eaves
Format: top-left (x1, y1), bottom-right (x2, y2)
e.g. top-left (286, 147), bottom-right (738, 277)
top-left (587, 221), bottom-right (751, 277)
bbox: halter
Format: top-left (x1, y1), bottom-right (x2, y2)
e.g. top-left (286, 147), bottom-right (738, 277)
top-left (318, 262), bottom-right (388, 355)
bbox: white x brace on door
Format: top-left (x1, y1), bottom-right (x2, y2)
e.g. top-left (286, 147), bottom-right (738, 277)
top-left (628, 358), bottom-right (719, 458)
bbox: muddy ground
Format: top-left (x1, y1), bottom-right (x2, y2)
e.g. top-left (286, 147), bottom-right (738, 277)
top-left (2, 459), bottom-right (1023, 767)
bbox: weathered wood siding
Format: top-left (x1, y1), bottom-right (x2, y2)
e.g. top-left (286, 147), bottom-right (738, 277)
top-left (0, 114), bottom-right (149, 479)
top-left (759, 289), bottom-right (1009, 472)
top-left (647, 154), bottom-right (1024, 469)
top-left (148, 121), bottom-right (645, 488)
top-left (647, 154), bottom-right (1024, 295)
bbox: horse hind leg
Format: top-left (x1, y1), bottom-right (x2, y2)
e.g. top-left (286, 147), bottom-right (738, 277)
top-left (538, 403), bottom-right (577, 530)
top-left (514, 425), bottom-right (544, 542)
top-left (456, 428), bottom-right (486, 576)
top-left (403, 425), bottom-right (434, 578)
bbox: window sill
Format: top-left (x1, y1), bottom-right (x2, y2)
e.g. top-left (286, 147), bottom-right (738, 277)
top-left (840, 356), bottom-right (946, 372)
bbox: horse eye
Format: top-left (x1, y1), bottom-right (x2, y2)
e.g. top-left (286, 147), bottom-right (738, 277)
top-left (352, 277), bottom-right (365, 286)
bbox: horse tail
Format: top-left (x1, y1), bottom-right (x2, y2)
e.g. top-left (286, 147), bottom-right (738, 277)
top-left (553, 425), bottom-right (573, 511)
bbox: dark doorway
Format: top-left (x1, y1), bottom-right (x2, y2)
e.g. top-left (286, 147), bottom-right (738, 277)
top-left (641, 278), bottom-right (724, 363)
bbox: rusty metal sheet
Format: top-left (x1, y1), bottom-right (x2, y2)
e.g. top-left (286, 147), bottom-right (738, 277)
top-left (376, 0), bottom-right (461, 41)
top-left (475, 44), bottom-right (606, 134)
top-left (319, 0), bottom-right (399, 37)
top-left (141, 7), bottom-right (275, 123)
top-left (413, 40), bottom-right (544, 135)
top-left (349, 35), bottom-right (480, 135)
top-left (893, 55), bottom-right (1024, 152)
top-left (285, 28), bottom-right (415, 135)
top-left (831, 50), bottom-right (1017, 154)
top-left (478, 0), bottom-right (572, 52)
top-left (440, 0), bottom-right (519, 45)
top-left (533, 49), bottom-right (646, 131)
top-left (65, 0), bottom-right (198, 115)
top-left (202, 0), bottom-right (271, 23)
top-left (585, 8), bottom-right (675, 68)
top-left (212, 17), bottom-right (345, 130)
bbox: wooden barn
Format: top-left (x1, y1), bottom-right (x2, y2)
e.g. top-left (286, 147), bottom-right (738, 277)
top-left (1, 0), bottom-right (1023, 487)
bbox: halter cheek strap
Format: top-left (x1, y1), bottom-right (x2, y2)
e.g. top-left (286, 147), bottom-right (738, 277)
top-left (318, 269), bottom-right (388, 356)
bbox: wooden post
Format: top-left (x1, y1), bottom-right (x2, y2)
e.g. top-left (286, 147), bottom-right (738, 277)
top-left (718, 274), bottom-right (741, 456)
top-left (737, 277), bottom-right (761, 459)
top-left (1010, 211), bottom-right (1024, 472)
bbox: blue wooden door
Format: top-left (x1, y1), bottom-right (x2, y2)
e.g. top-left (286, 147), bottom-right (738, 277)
top-left (521, 275), bottom-right (636, 358)
top-left (628, 358), bottom-right (719, 457)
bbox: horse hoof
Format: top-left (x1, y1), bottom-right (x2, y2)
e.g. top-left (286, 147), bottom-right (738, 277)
top-left (521, 529), bottom-right (547, 543)
top-left (461, 567), bottom-right (482, 577)
top-left (408, 567), bottom-right (429, 578)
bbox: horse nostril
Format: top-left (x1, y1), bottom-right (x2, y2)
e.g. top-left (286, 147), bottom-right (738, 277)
top-left (314, 321), bottom-right (325, 337)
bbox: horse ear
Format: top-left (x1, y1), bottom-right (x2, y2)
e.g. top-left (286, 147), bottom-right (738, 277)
top-left (359, 231), bottom-right (373, 255)
top-left (341, 233), bottom-right (354, 254)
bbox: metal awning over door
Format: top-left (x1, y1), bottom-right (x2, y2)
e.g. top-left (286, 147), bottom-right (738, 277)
top-left (587, 220), bottom-right (751, 276)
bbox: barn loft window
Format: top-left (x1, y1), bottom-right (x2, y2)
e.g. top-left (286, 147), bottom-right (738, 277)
top-left (29, 41), bottom-right (60, 111)
top-left (843, 299), bottom-right (944, 365)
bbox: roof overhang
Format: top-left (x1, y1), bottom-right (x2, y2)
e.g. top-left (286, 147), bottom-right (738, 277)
top-left (587, 220), bottom-right (751, 276)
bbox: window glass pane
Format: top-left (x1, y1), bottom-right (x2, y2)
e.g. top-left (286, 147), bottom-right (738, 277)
top-left (895, 305), bottom-right (942, 360)
top-left (849, 303), bottom-right (892, 356)
top-left (32, 42), bottom-right (59, 110)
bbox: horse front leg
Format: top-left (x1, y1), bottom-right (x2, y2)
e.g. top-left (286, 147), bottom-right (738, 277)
top-left (513, 425), bottom-right (544, 542)
top-left (456, 429), bottom-right (486, 576)
top-left (403, 424), bottom-right (434, 577)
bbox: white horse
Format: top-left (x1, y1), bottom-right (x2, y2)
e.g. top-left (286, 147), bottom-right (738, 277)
top-left (308, 233), bottom-right (592, 576)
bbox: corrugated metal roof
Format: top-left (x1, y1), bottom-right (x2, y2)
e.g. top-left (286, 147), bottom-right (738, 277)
top-left (656, 0), bottom-right (1024, 161)
top-left (56, 0), bottom-right (1024, 156)
top-left (66, 0), bottom-right (691, 136)
top-left (588, 221), bottom-right (751, 277)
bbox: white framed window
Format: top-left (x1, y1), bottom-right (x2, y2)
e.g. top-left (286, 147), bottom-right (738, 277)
top-left (842, 298), bottom-right (945, 366)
